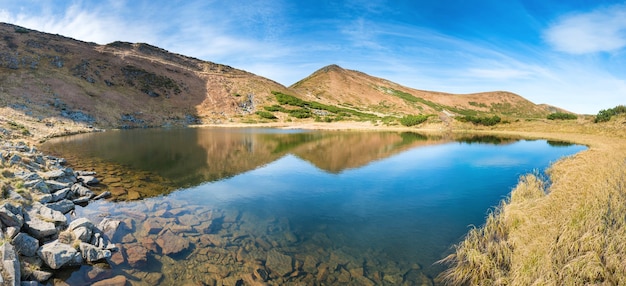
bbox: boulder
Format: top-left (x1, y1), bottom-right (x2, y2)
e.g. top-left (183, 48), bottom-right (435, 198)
top-left (37, 240), bottom-right (82, 269)
top-left (70, 183), bottom-right (94, 198)
top-left (79, 242), bottom-right (111, 262)
top-left (77, 175), bottom-right (99, 185)
top-left (24, 179), bottom-right (50, 194)
top-left (27, 203), bottom-right (67, 225)
top-left (266, 250), bottom-right (293, 277)
top-left (0, 203), bottom-right (24, 228)
top-left (72, 226), bottom-right (93, 243)
top-left (155, 230), bottom-right (190, 255)
top-left (1, 243), bottom-right (20, 286)
top-left (45, 199), bottom-right (75, 214)
top-left (24, 218), bottom-right (57, 239)
top-left (12, 232), bottom-right (39, 257)
top-left (125, 244), bottom-right (148, 267)
top-left (97, 218), bottom-right (121, 239)
top-left (45, 180), bottom-right (71, 192)
top-left (50, 188), bottom-right (71, 202)
top-left (40, 169), bottom-right (65, 180)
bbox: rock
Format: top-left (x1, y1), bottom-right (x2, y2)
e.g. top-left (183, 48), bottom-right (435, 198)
top-left (24, 218), bottom-right (56, 240)
top-left (29, 269), bottom-right (53, 282)
top-left (36, 193), bottom-right (53, 204)
top-left (124, 244), bottom-right (148, 267)
top-left (1, 243), bottom-right (21, 286)
top-left (24, 180), bottom-right (50, 194)
top-left (9, 154), bottom-right (22, 166)
top-left (155, 230), bottom-right (190, 255)
top-left (97, 218), bottom-right (120, 239)
top-left (40, 169), bottom-right (65, 180)
top-left (79, 243), bottom-right (111, 262)
top-left (78, 175), bottom-right (99, 185)
top-left (27, 203), bottom-right (67, 225)
top-left (72, 226), bottom-right (93, 242)
top-left (109, 250), bottom-right (125, 265)
top-left (75, 171), bottom-right (96, 176)
top-left (45, 199), bottom-right (75, 214)
top-left (72, 196), bottom-right (91, 205)
top-left (45, 180), bottom-right (71, 192)
top-left (0, 203), bottom-right (24, 228)
top-left (93, 191), bottom-right (111, 200)
top-left (91, 275), bottom-right (127, 286)
top-left (403, 269), bottom-right (433, 286)
top-left (266, 250), bottom-right (293, 277)
top-left (38, 240), bottom-right (82, 269)
top-left (70, 183), bottom-right (94, 198)
top-left (51, 188), bottom-right (71, 202)
top-left (12, 232), bottom-right (39, 257)
top-left (142, 217), bottom-right (168, 235)
top-left (5, 227), bottom-right (20, 239)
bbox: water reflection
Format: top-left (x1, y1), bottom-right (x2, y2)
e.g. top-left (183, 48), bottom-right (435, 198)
top-left (40, 129), bottom-right (586, 285)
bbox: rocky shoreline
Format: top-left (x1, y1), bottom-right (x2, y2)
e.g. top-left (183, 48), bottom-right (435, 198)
top-left (0, 140), bottom-right (124, 285)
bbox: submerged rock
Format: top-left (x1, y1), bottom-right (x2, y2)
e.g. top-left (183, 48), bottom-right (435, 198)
top-left (155, 230), bottom-right (190, 255)
top-left (266, 250), bottom-right (293, 277)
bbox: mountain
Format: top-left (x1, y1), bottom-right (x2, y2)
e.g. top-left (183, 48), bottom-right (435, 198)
top-left (0, 23), bottom-right (565, 133)
top-left (0, 23), bottom-right (290, 128)
top-left (290, 64), bottom-right (556, 119)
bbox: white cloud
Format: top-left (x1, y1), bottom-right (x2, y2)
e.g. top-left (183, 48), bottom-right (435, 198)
top-left (543, 4), bottom-right (626, 54)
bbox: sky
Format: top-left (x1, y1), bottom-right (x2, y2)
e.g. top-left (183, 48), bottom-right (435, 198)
top-left (1, 0), bottom-right (625, 114)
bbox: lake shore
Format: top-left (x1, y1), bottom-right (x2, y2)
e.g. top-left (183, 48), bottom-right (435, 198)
top-left (2, 114), bottom-right (625, 284)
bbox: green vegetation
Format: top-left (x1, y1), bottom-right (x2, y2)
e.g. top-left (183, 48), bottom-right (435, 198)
top-left (547, 112), bottom-right (577, 120)
top-left (469, 101), bottom-right (488, 108)
top-left (255, 111), bottom-right (277, 119)
top-left (595, 105), bottom-right (626, 123)
top-left (269, 91), bottom-right (379, 121)
top-left (14, 27), bottom-right (30, 34)
top-left (399, 115), bottom-right (430, 127)
top-left (7, 121), bottom-right (30, 136)
top-left (457, 115), bottom-right (502, 126)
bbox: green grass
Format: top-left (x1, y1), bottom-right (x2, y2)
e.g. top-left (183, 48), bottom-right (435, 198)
top-left (547, 112), bottom-right (577, 120)
top-left (269, 91), bottom-right (380, 121)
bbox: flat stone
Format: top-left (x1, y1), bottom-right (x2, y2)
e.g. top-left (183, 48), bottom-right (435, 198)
top-left (25, 179), bottom-right (50, 193)
top-left (25, 218), bottom-right (57, 239)
top-left (155, 230), bottom-right (190, 255)
top-left (78, 175), bottom-right (99, 185)
top-left (51, 188), bottom-right (71, 202)
top-left (45, 180), bottom-right (71, 192)
top-left (45, 199), bottom-right (75, 214)
top-left (40, 169), bottom-right (65, 180)
top-left (12, 232), bottom-right (39, 257)
top-left (266, 250), bottom-right (293, 277)
top-left (37, 240), bottom-right (82, 269)
top-left (91, 275), bottom-right (127, 286)
top-left (124, 244), bottom-right (148, 267)
top-left (28, 203), bottom-right (67, 226)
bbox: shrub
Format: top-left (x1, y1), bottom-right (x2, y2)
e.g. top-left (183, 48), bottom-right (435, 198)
top-left (547, 112), bottom-right (577, 120)
top-left (288, 109), bottom-right (311, 118)
top-left (595, 105), bottom-right (626, 123)
top-left (264, 105), bottom-right (286, 112)
top-left (399, 115), bottom-right (429, 127)
top-left (457, 115), bottom-right (502, 126)
top-left (255, 111), bottom-right (277, 119)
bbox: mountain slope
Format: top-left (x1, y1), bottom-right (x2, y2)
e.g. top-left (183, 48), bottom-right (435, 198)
top-left (0, 23), bottom-right (290, 128)
top-left (290, 64), bottom-right (556, 119)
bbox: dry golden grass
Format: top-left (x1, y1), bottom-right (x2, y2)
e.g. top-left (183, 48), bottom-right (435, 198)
top-left (440, 116), bottom-right (626, 285)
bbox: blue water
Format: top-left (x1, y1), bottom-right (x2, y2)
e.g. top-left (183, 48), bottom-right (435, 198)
top-left (42, 128), bottom-right (586, 284)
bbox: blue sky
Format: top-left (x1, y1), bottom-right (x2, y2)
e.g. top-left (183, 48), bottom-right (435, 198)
top-left (1, 0), bottom-right (625, 114)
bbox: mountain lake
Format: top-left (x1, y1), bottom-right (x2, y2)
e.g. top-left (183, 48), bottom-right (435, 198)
top-left (41, 128), bottom-right (586, 285)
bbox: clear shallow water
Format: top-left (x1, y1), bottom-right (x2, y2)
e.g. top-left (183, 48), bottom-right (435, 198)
top-left (42, 128), bottom-right (586, 285)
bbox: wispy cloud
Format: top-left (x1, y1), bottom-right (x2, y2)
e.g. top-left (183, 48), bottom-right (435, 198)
top-left (543, 4), bottom-right (626, 54)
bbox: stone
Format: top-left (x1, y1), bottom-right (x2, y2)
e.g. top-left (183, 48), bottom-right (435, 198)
top-left (79, 242), bottom-right (111, 262)
top-left (91, 275), bottom-right (127, 286)
top-left (37, 240), bottom-right (82, 269)
top-left (70, 183), bottom-right (94, 198)
top-left (40, 169), bottom-right (65, 180)
top-left (0, 203), bottom-right (24, 228)
top-left (93, 191), bottom-right (111, 200)
top-left (142, 217), bottom-right (168, 235)
top-left (51, 188), bottom-right (71, 202)
top-left (124, 244), bottom-right (148, 267)
top-left (155, 230), bottom-right (190, 255)
top-left (72, 226), bottom-right (93, 242)
top-left (75, 171), bottom-right (96, 176)
top-left (139, 237), bottom-right (157, 252)
top-left (78, 175), bottom-right (99, 185)
top-left (266, 250), bottom-right (293, 277)
top-left (9, 154), bottom-right (22, 166)
top-left (27, 203), bottom-right (67, 225)
top-left (45, 199), bottom-right (75, 214)
top-left (29, 269), bottom-right (53, 282)
top-left (24, 180), bottom-right (50, 193)
top-left (97, 218), bottom-right (120, 239)
top-left (1, 243), bottom-right (20, 286)
top-left (5, 227), bottom-right (20, 239)
top-left (45, 180), bottom-right (71, 192)
top-left (24, 218), bottom-right (57, 239)
top-left (12, 232), bottom-right (39, 257)
top-left (69, 218), bottom-right (96, 232)
top-left (109, 250), bottom-right (125, 265)
top-left (72, 196), bottom-right (91, 205)
top-left (36, 193), bottom-right (53, 204)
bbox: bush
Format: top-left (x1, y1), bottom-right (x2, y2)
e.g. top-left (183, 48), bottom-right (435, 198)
top-left (399, 115), bottom-right (429, 127)
top-left (288, 109), bottom-right (311, 118)
top-left (264, 105), bottom-right (286, 112)
top-left (255, 111), bottom-right (277, 119)
top-left (595, 105), bottom-right (626, 123)
top-left (458, 115), bottom-right (502, 126)
top-left (547, 112), bottom-right (577, 120)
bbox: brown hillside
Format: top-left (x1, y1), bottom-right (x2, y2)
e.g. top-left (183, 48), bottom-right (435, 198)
top-left (0, 23), bottom-right (290, 128)
top-left (291, 64), bottom-right (556, 118)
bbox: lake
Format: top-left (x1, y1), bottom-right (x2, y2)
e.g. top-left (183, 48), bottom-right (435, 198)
top-left (41, 128), bottom-right (586, 285)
